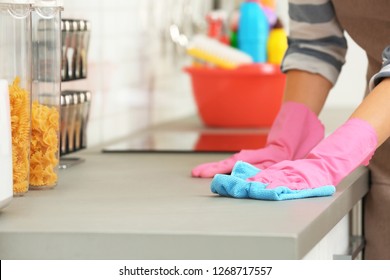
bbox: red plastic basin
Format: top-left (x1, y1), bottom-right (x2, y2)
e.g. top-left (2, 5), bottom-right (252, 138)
top-left (185, 63), bottom-right (286, 128)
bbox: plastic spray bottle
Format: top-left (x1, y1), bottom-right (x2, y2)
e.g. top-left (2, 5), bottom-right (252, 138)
top-left (238, 0), bottom-right (269, 62)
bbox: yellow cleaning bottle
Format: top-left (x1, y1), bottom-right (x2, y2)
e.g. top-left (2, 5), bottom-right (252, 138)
top-left (267, 20), bottom-right (288, 65)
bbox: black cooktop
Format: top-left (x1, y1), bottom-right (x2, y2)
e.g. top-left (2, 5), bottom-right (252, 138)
top-left (102, 130), bottom-right (268, 153)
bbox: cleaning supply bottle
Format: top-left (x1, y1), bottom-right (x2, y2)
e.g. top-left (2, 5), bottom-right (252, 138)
top-left (229, 10), bottom-right (239, 48)
top-left (238, 0), bottom-right (269, 62)
top-left (267, 19), bottom-right (288, 65)
top-left (260, 0), bottom-right (276, 10)
top-left (206, 10), bottom-right (229, 44)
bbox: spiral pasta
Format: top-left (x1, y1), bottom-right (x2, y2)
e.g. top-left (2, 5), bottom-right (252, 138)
top-left (9, 77), bottom-right (31, 195)
top-left (30, 100), bottom-right (59, 188)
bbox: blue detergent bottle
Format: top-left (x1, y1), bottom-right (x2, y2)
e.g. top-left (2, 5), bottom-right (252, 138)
top-left (238, 0), bottom-right (269, 62)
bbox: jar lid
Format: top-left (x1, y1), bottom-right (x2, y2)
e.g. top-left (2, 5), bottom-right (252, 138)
top-left (33, 0), bottom-right (63, 7)
top-left (0, 0), bottom-right (34, 4)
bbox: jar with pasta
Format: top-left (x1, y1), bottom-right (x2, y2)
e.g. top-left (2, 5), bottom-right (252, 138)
top-left (30, 0), bottom-right (63, 189)
top-left (0, 0), bottom-right (33, 196)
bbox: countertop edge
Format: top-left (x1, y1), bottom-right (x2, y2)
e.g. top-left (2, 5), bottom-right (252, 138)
top-left (0, 231), bottom-right (298, 260)
top-left (296, 166), bottom-right (369, 259)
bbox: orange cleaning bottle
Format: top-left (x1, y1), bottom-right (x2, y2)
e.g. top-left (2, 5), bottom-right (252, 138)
top-left (260, 0), bottom-right (276, 10)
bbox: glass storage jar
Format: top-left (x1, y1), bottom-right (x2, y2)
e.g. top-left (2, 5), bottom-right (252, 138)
top-left (0, 0), bottom-right (33, 196)
top-left (0, 80), bottom-right (13, 208)
top-left (30, 0), bottom-right (62, 189)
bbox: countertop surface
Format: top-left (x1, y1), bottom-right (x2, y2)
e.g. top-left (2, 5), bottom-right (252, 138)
top-left (0, 115), bottom-right (369, 260)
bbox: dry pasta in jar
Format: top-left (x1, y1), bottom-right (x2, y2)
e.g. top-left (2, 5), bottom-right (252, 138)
top-left (9, 77), bottom-right (31, 196)
top-left (30, 100), bottom-right (59, 188)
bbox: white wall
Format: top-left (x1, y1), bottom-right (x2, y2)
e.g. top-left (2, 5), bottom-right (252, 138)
top-left (62, 0), bottom-right (202, 147)
top-left (62, 0), bottom-right (369, 148)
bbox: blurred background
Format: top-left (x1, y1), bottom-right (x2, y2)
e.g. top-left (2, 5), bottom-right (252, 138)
top-left (62, 0), bottom-right (368, 148)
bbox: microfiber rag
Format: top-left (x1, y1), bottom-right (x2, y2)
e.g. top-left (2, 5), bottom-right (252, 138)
top-left (211, 163), bottom-right (335, 201)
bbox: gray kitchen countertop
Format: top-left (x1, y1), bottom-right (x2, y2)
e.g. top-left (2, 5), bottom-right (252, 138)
top-left (0, 112), bottom-right (369, 260)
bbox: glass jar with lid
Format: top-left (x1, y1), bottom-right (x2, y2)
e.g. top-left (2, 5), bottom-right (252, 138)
top-left (0, 79), bottom-right (13, 207)
top-left (29, 0), bottom-right (63, 189)
top-left (0, 0), bottom-right (33, 196)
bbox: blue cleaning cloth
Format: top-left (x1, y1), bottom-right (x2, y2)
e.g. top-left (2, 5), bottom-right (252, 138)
top-left (211, 161), bottom-right (336, 201)
top-left (231, 160), bottom-right (262, 179)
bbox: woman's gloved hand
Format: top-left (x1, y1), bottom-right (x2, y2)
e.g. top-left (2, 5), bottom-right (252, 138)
top-left (192, 101), bottom-right (324, 178)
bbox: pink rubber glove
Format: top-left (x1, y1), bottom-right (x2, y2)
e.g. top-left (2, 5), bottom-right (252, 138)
top-left (191, 101), bottom-right (324, 178)
top-left (247, 118), bottom-right (378, 190)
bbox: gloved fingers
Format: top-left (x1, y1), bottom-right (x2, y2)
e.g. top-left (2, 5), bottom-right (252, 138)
top-left (191, 144), bottom-right (290, 178)
top-left (231, 161), bottom-right (261, 179)
top-left (247, 160), bottom-right (314, 190)
top-left (191, 159), bottom-right (235, 178)
top-left (261, 176), bottom-right (307, 190)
